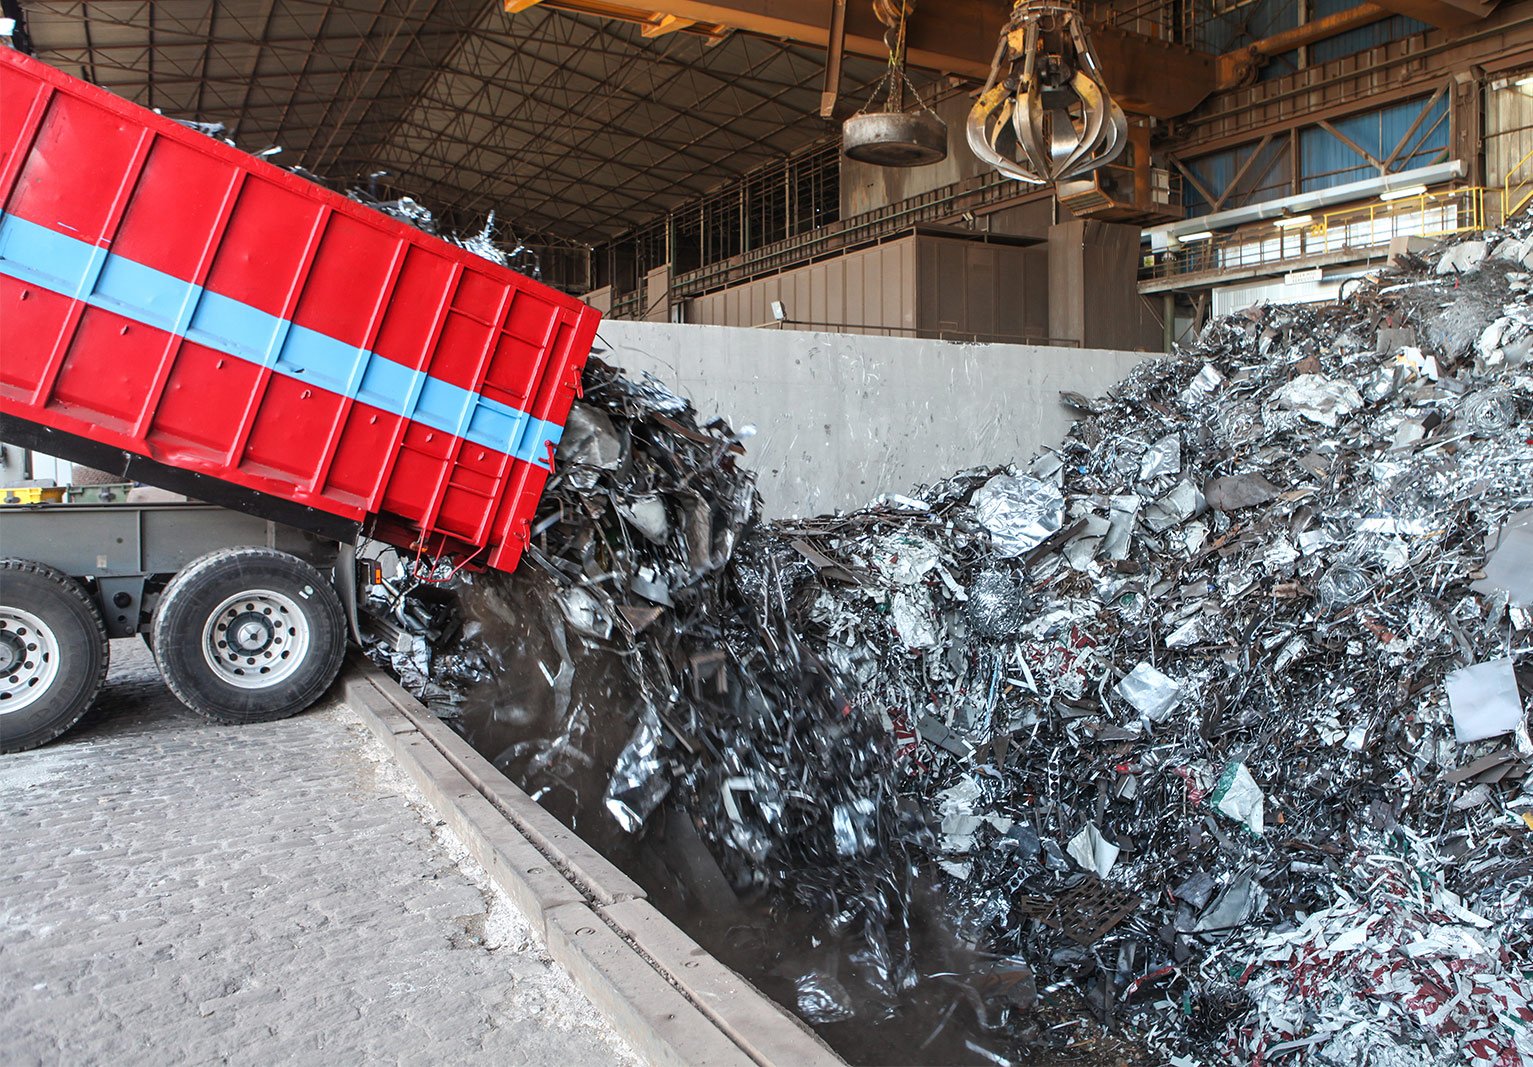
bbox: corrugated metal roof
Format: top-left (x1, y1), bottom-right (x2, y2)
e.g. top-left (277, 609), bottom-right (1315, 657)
top-left (15, 0), bottom-right (892, 243)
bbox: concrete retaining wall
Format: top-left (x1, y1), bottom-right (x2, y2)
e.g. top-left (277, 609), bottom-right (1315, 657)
top-left (591, 320), bottom-right (1153, 518)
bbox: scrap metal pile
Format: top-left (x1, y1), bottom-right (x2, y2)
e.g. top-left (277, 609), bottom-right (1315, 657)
top-left (374, 222), bottom-right (1533, 1066)
top-left (765, 224), bottom-right (1533, 1064)
top-left (172, 115), bottom-right (541, 277)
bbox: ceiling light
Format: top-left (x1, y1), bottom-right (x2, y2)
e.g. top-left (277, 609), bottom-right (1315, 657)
top-left (1274, 214), bottom-right (1313, 229)
top-left (1517, 75), bottom-right (1533, 87)
top-left (1176, 230), bottom-right (1214, 242)
top-left (1380, 185), bottom-right (1427, 202)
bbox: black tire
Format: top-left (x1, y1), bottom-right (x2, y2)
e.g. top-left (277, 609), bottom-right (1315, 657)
top-left (150, 547), bottom-right (345, 725)
top-left (0, 560), bottom-right (109, 753)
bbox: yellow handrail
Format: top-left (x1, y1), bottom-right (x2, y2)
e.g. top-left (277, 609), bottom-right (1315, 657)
top-left (1142, 185), bottom-right (1492, 282)
top-left (1315, 187), bottom-right (1486, 241)
top-left (1505, 144), bottom-right (1533, 220)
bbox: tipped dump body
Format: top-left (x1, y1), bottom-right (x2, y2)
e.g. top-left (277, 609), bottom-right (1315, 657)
top-left (0, 48), bottom-right (599, 572)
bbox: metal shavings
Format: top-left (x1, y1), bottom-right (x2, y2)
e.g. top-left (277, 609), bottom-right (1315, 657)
top-left (1316, 563), bottom-right (1373, 610)
top-left (1014, 879), bottom-right (1141, 946)
top-left (971, 474), bottom-right (1064, 556)
top-left (371, 217), bottom-right (1533, 1067)
top-left (603, 703), bottom-right (669, 832)
top-left (1457, 386), bottom-right (1520, 436)
top-left (967, 569), bottom-right (1027, 638)
top-left (1237, 833), bottom-right (1533, 1065)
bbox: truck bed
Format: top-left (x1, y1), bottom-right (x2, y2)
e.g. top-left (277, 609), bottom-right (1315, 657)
top-left (0, 48), bottom-right (599, 573)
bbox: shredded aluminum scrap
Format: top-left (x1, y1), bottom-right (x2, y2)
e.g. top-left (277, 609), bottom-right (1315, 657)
top-left (1230, 831), bottom-right (1532, 1064)
top-left (371, 219), bottom-right (1533, 1067)
top-left (154, 111), bottom-right (542, 277)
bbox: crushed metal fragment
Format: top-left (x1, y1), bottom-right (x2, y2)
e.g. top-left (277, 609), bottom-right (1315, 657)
top-left (367, 218), bottom-right (1533, 1067)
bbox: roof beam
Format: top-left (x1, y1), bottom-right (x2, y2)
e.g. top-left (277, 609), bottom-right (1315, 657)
top-left (193, 3), bottom-right (216, 118)
top-left (505, 0), bottom-right (731, 39)
top-left (80, 0), bottom-right (100, 84)
top-left (497, 37), bottom-right (831, 225)
top-left (310, 0), bottom-right (472, 177)
top-left (231, 0), bottom-right (282, 143)
top-left (641, 14), bottom-right (697, 36)
top-left (269, 0), bottom-right (341, 147)
top-left (1371, 0), bottom-right (1500, 29)
top-left (507, 0), bottom-right (1220, 117)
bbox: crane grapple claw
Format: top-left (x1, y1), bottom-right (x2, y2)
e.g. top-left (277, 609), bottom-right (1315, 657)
top-left (966, 1), bottom-right (1127, 185)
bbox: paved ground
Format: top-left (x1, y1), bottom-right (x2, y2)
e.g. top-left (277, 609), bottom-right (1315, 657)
top-left (0, 640), bottom-right (640, 1067)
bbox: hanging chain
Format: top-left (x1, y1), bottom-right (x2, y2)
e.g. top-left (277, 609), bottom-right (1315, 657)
top-left (872, 0), bottom-right (912, 110)
top-left (854, 0), bottom-right (940, 120)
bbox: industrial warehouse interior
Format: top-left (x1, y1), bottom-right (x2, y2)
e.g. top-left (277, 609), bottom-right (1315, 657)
top-left (0, 0), bottom-right (1531, 1063)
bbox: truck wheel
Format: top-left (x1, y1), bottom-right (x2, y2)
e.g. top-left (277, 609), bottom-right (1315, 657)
top-left (151, 548), bottom-right (345, 725)
top-left (0, 560), bottom-right (109, 753)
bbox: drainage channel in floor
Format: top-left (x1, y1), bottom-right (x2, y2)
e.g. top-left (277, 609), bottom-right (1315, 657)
top-left (367, 239), bottom-right (1533, 1067)
top-left (405, 566), bottom-right (1148, 1067)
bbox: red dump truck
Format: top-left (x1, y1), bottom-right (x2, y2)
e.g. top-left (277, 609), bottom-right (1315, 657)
top-left (0, 49), bottom-right (599, 752)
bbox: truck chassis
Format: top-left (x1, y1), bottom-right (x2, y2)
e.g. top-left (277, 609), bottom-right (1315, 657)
top-left (0, 501), bottom-right (358, 752)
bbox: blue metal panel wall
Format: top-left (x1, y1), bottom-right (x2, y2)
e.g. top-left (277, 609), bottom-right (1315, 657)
top-left (1181, 93), bottom-right (1447, 216)
top-left (1182, 138), bottom-right (1293, 215)
top-left (1310, 0), bottom-right (1429, 63)
top-left (1182, 153), bottom-right (1232, 215)
top-left (1312, 14), bottom-right (1427, 60)
top-left (1198, 0), bottom-right (1302, 80)
top-left (1195, 1), bottom-right (1428, 81)
top-left (1299, 94), bottom-right (1449, 191)
top-left (1197, 0), bottom-right (1299, 52)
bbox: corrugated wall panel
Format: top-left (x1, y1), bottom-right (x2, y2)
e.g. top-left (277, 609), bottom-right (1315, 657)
top-left (1299, 94), bottom-right (1448, 193)
top-left (848, 247), bottom-right (872, 330)
top-left (1310, 0), bottom-right (1427, 64)
top-left (800, 263), bottom-right (818, 325)
top-left (682, 236), bottom-right (918, 335)
top-left (827, 255), bottom-right (846, 331)
top-left (897, 243), bottom-right (910, 328)
top-left (1198, 0), bottom-right (1298, 56)
top-left (1183, 137), bottom-right (1295, 215)
top-left (914, 237), bottom-right (1045, 342)
top-left (676, 236), bottom-right (1062, 342)
top-left (967, 246), bottom-right (998, 336)
top-left (1487, 82), bottom-right (1533, 190)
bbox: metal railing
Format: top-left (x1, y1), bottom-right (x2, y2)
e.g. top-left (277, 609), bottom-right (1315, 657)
top-left (1506, 145), bottom-right (1533, 220)
top-left (667, 171), bottom-right (1029, 300)
top-left (1140, 186), bottom-right (1495, 282)
top-left (1083, 0), bottom-right (1177, 40)
top-left (609, 290), bottom-right (644, 319)
top-left (1314, 186), bottom-right (1493, 249)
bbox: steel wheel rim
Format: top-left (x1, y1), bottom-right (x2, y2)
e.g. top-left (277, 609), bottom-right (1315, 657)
top-left (0, 606), bottom-right (62, 714)
top-left (201, 588), bottom-right (310, 690)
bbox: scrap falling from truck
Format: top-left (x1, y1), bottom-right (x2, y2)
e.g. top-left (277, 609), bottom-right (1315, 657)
top-left (0, 47), bottom-right (593, 751)
top-left (375, 220), bottom-right (1533, 1066)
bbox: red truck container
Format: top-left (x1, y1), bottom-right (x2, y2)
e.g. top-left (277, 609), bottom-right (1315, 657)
top-left (0, 50), bottom-right (603, 752)
top-left (0, 47), bottom-right (599, 575)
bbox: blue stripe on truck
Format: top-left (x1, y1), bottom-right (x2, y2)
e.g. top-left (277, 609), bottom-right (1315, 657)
top-left (0, 211), bottom-right (563, 469)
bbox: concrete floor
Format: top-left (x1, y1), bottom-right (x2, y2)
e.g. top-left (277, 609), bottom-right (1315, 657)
top-left (0, 640), bottom-right (639, 1067)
